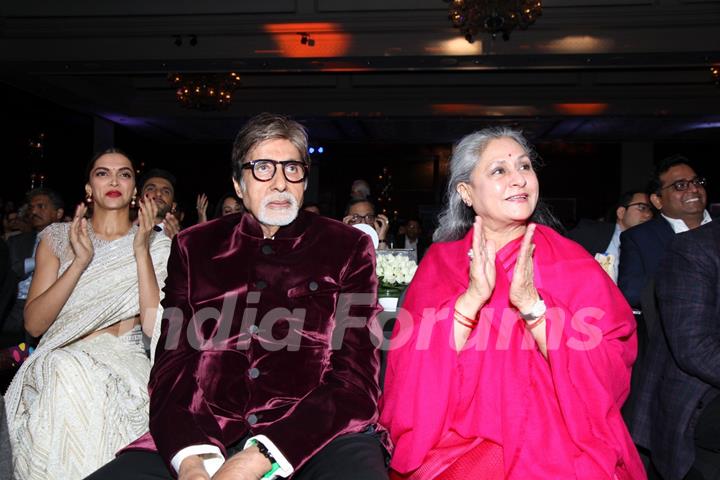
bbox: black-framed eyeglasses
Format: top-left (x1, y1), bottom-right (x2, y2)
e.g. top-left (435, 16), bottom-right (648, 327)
top-left (241, 159), bottom-right (308, 183)
top-left (348, 213), bottom-right (376, 225)
top-left (660, 176), bottom-right (706, 192)
top-left (624, 202), bottom-right (651, 213)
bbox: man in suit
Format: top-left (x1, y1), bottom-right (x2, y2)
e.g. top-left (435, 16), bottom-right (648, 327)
top-left (618, 155), bottom-right (710, 309)
top-left (393, 218), bottom-right (428, 261)
top-left (569, 189), bottom-right (653, 258)
top-left (631, 220), bottom-right (720, 480)
top-left (1, 188), bottom-right (64, 338)
top-left (88, 113), bottom-right (388, 480)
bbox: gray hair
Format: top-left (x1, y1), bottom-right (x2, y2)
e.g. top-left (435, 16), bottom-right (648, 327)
top-left (351, 179), bottom-right (371, 199)
top-left (231, 112), bottom-right (309, 181)
top-left (433, 127), bottom-right (539, 242)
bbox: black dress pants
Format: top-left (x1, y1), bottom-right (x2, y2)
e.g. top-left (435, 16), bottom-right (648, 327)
top-left (684, 393), bottom-right (720, 480)
top-left (85, 432), bottom-right (388, 480)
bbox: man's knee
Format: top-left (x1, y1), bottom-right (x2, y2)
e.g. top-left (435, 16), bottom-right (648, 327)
top-left (295, 432), bottom-right (388, 480)
top-left (84, 451), bottom-right (171, 480)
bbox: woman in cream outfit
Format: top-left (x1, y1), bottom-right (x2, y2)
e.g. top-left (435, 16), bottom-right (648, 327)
top-left (4, 149), bottom-right (171, 480)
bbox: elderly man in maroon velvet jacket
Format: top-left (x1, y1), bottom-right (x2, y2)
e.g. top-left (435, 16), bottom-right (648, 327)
top-left (86, 113), bottom-right (389, 480)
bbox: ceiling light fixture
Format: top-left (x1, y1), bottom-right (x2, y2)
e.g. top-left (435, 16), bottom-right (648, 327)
top-left (444, 0), bottom-right (542, 43)
top-left (169, 72), bottom-right (241, 110)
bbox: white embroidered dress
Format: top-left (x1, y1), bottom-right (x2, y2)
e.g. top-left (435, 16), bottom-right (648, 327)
top-left (4, 222), bottom-right (171, 480)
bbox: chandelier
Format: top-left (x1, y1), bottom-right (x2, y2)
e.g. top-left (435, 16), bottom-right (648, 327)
top-left (444, 0), bottom-right (542, 43)
top-left (169, 72), bottom-right (241, 110)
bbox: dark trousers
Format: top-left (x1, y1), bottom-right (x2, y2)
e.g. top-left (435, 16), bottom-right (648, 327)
top-left (85, 432), bottom-right (388, 480)
top-left (685, 393), bottom-right (720, 480)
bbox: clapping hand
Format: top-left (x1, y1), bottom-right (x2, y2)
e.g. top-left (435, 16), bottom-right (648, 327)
top-left (466, 216), bottom-right (496, 307)
top-left (196, 193), bottom-right (209, 224)
top-left (133, 195), bottom-right (158, 254)
top-left (69, 204), bottom-right (94, 269)
top-left (509, 223), bottom-right (539, 313)
top-left (163, 212), bottom-right (180, 239)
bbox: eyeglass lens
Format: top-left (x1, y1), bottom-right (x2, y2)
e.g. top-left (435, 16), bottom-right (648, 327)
top-left (670, 177), bottom-right (705, 191)
top-left (248, 160), bottom-right (306, 182)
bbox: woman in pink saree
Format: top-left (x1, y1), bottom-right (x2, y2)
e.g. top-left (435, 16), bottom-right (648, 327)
top-left (380, 128), bottom-right (645, 479)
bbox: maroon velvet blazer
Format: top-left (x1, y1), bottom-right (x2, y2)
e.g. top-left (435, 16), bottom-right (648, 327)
top-left (124, 211), bottom-right (386, 473)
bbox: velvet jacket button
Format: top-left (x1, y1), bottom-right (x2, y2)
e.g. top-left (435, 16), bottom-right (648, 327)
top-left (309, 281), bottom-right (319, 291)
top-left (248, 367), bottom-right (260, 379)
top-left (261, 244), bottom-right (274, 255)
top-left (255, 280), bottom-right (267, 290)
top-left (247, 414), bottom-right (258, 425)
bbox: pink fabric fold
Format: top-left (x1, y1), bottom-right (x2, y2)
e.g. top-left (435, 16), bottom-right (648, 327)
top-left (380, 225), bottom-right (646, 479)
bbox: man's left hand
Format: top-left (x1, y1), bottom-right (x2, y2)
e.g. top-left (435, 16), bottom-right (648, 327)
top-left (163, 212), bottom-right (181, 239)
top-left (212, 446), bottom-right (271, 480)
top-left (374, 214), bottom-right (389, 241)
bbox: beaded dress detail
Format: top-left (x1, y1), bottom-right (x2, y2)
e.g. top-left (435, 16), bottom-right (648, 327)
top-left (4, 221), bottom-right (171, 480)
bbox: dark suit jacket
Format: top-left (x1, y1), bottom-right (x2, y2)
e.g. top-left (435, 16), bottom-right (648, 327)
top-left (126, 211), bottom-right (387, 472)
top-left (567, 219), bottom-right (616, 256)
top-left (394, 234), bottom-right (428, 261)
top-left (7, 232), bottom-right (37, 282)
top-left (618, 216), bottom-right (675, 309)
top-left (0, 238), bottom-right (16, 321)
top-left (630, 220), bottom-right (720, 480)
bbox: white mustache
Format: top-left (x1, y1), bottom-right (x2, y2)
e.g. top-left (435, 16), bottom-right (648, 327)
top-left (262, 192), bottom-right (297, 209)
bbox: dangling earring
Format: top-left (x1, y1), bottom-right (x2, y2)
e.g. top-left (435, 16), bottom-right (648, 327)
top-left (130, 196), bottom-right (137, 208)
top-left (85, 193), bottom-right (93, 204)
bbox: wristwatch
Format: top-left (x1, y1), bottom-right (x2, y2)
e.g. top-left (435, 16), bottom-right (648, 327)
top-left (519, 298), bottom-right (546, 322)
top-left (249, 440), bottom-right (280, 479)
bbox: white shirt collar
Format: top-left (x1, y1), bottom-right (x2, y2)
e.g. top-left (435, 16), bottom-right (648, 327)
top-left (661, 210), bottom-right (712, 234)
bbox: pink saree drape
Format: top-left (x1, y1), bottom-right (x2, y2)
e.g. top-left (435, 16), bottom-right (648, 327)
top-left (380, 225), bottom-right (645, 479)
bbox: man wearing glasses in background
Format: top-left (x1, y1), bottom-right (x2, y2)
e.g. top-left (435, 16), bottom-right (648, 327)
top-left (619, 154), bottom-right (710, 310)
top-left (342, 199), bottom-right (391, 250)
top-left (569, 189), bottom-right (653, 278)
top-left (89, 113), bottom-right (388, 480)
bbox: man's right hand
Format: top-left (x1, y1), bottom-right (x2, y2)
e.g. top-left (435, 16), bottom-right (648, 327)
top-left (179, 455), bottom-right (211, 480)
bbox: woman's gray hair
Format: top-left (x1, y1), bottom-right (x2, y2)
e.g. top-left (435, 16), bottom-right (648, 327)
top-left (433, 127), bottom-right (541, 242)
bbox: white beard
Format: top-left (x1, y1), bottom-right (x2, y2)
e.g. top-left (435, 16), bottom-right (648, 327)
top-left (256, 191), bottom-right (299, 227)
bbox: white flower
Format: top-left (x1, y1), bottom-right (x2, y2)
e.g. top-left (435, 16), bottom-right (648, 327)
top-left (594, 253), bottom-right (617, 283)
top-left (376, 252), bottom-right (418, 286)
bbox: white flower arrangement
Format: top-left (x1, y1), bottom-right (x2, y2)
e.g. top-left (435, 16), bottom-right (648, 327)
top-left (376, 251), bottom-right (418, 287)
top-left (594, 253), bottom-right (617, 283)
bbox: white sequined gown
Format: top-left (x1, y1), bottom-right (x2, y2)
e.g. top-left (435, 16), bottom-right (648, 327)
top-left (4, 222), bottom-right (170, 480)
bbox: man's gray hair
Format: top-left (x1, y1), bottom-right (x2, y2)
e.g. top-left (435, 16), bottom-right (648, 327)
top-left (351, 179), bottom-right (371, 199)
top-left (231, 113), bottom-right (309, 181)
top-left (433, 127), bottom-right (538, 242)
